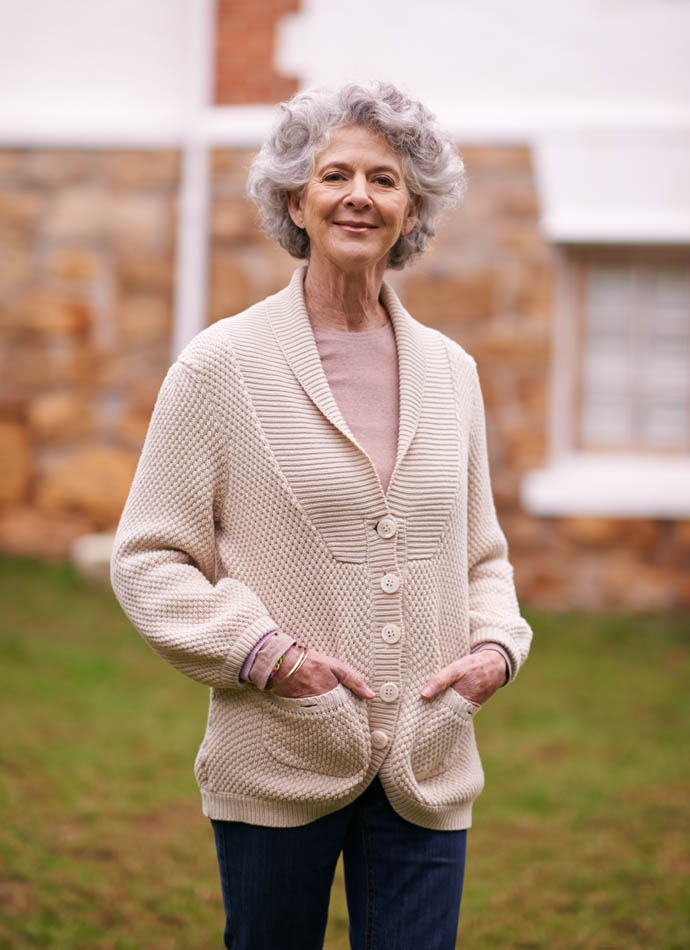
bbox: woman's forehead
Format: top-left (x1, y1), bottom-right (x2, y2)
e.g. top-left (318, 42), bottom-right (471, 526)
top-left (314, 125), bottom-right (403, 171)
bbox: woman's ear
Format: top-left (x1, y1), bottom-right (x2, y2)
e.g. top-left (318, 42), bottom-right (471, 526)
top-left (401, 195), bottom-right (420, 237)
top-left (285, 191), bottom-right (305, 230)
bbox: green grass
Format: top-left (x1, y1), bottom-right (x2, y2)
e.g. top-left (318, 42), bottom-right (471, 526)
top-left (0, 557), bottom-right (688, 949)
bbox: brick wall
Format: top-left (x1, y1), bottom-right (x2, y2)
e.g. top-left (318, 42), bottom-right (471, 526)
top-left (215, 0), bottom-right (299, 105)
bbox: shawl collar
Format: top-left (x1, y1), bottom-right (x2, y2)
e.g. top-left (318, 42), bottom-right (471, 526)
top-left (264, 266), bottom-right (427, 490)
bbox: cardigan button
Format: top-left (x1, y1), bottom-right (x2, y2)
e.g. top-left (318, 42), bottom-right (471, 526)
top-left (380, 573), bottom-right (400, 594)
top-left (380, 682), bottom-right (400, 703)
top-left (371, 729), bottom-right (389, 749)
top-left (381, 623), bottom-right (401, 644)
top-left (375, 516), bottom-right (397, 539)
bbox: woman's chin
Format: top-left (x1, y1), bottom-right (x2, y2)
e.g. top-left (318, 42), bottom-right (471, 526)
top-left (317, 243), bottom-right (393, 274)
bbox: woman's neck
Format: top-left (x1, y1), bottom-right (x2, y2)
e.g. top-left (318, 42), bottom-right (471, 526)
top-left (303, 259), bottom-right (389, 333)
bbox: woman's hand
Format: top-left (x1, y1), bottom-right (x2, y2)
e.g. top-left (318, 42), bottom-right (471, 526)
top-left (269, 647), bottom-right (375, 700)
top-left (420, 651), bottom-right (506, 706)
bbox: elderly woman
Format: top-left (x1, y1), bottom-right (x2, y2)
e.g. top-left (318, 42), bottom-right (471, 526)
top-left (111, 81), bottom-right (532, 950)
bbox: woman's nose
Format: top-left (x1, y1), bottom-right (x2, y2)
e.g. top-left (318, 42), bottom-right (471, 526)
top-left (344, 173), bottom-right (372, 208)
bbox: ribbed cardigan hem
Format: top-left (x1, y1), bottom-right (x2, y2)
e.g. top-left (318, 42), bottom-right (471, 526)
top-left (199, 784), bottom-right (473, 831)
top-left (381, 792), bottom-right (474, 832)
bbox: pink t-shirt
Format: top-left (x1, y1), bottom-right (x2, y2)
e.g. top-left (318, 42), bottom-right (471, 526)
top-left (311, 319), bottom-right (400, 493)
top-left (241, 314), bottom-right (511, 687)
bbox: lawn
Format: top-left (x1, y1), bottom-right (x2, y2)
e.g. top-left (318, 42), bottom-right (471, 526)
top-left (0, 557), bottom-right (688, 949)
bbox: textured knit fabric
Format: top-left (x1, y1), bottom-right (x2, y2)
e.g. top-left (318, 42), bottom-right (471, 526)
top-left (110, 264), bottom-right (533, 830)
top-left (241, 321), bottom-right (511, 684)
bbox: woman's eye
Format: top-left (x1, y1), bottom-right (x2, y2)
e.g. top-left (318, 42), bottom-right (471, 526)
top-left (323, 172), bottom-right (345, 182)
top-left (375, 176), bottom-right (395, 187)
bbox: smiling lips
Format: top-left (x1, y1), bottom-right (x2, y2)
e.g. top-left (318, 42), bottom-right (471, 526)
top-left (334, 221), bottom-right (377, 232)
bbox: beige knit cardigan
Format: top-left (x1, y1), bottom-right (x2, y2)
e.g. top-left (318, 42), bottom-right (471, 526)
top-left (110, 265), bottom-right (532, 830)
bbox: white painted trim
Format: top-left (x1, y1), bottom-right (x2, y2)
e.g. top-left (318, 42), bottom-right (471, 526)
top-left (197, 106), bottom-right (279, 147)
top-left (173, 145), bottom-right (212, 359)
top-left (1, 101), bottom-right (689, 149)
top-left (533, 127), bottom-right (690, 244)
top-left (171, 0), bottom-right (217, 360)
top-left (0, 110), bottom-right (185, 148)
top-left (546, 248), bottom-right (577, 460)
top-left (539, 214), bottom-right (690, 244)
top-left (520, 453), bottom-right (690, 519)
top-left (428, 99), bottom-right (690, 142)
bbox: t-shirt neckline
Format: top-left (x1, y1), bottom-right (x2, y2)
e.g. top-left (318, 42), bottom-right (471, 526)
top-left (310, 319), bottom-right (393, 337)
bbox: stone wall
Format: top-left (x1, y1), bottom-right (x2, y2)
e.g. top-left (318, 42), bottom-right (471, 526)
top-left (208, 148), bottom-right (302, 321)
top-left (0, 148), bottom-right (179, 558)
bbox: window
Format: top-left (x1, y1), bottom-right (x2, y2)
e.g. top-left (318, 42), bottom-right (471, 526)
top-left (574, 250), bottom-right (690, 453)
top-left (521, 246), bottom-right (690, 518)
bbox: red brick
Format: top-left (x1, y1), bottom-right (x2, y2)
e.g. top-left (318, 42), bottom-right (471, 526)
top-left (215, 0), bottom-right (299, 105)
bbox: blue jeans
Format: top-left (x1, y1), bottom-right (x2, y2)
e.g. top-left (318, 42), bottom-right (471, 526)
top-left (210, 776), bottom-right (467, 950)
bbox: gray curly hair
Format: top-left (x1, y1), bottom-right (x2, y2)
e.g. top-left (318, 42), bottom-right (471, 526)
top-left (246, 81), bottom-right (467, 270)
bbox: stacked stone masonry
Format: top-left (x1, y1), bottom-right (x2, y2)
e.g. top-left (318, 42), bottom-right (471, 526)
top-left (0, 148), bottom-right (179, 557)
top-left (1, 143), bottom-right (688, 609)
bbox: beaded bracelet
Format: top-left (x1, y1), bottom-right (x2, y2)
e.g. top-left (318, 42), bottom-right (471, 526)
top-left (269, 646), bottom-right (309, 689)
top-left (266, 652), bottom-right (286, 687)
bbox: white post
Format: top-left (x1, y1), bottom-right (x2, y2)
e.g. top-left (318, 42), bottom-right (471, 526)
top-left (171, 0), bottom-right (217, 360)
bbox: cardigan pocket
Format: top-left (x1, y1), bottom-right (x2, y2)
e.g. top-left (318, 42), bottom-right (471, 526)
top-left (261, 683), bottom-right (370, 778)
top-left (441, 689), bottom-right (482, 720)
top-left (410, 690), bottom-right (480, 783)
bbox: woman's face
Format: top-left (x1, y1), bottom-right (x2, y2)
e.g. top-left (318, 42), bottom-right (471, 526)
top-left (286, 125), bottom-right (418, 275)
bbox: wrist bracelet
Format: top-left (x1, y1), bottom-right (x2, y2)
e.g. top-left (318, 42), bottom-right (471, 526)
top-left (266, 652), bottom-right (286, 687)
top-left (272, 646), bottom-right (309, 687)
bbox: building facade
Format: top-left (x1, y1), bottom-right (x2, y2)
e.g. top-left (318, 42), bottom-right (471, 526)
top-left (1, 0), bottom-right (689, 608)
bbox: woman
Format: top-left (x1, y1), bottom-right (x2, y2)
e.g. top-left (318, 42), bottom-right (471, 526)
top-left (111, 81), bottom-right (532, 949)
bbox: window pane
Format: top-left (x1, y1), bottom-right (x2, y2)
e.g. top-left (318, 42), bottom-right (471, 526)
top-left (581, 397), bottom-right (631, 445)
top-left (637, 401), bottom-right (689, 446)
top-left (586, 266), bottom-right (634, 310)
top-left (580, 258), bottom-right (690, 451)
top-left (583, 346), bottom-right (630, 389)
top-left (638, 267), bottom-right (689, 308)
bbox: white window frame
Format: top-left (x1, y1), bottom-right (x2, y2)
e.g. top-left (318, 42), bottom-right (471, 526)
top-left (521, 245), bottom-right (690, 518)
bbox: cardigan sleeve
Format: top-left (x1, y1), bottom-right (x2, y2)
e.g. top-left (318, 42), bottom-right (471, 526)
top-left (110, 360), bottom-right (280, 689)
top-left (466, 365), bottom-right (533, 682)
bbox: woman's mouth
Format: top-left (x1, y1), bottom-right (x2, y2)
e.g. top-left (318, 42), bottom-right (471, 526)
top-left (334, 222), bottom-right (377, 233)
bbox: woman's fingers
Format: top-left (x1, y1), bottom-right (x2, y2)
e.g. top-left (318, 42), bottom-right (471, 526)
top-left (274, 648), bottom-right (501, 704)
top-left (420, 662), bottom-right (461, 699)
top-left (331, 660), bottom-right (375, 699)
top-left (421, 652), bottom-right (505, 703)
top-left (270, 650), bottom-right (375, 699)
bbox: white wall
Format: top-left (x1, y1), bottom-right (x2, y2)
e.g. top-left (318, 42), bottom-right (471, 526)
top-left (277, 0), bottom-right (690, 120)
top-left (1, 0), bottom-right (688, 356)
top-left (2, 0), bottom-right (688, 143)
top-left (277, 0), bottom-right (690, 240)
top-left (0, 0), bottom-right (192, 143)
